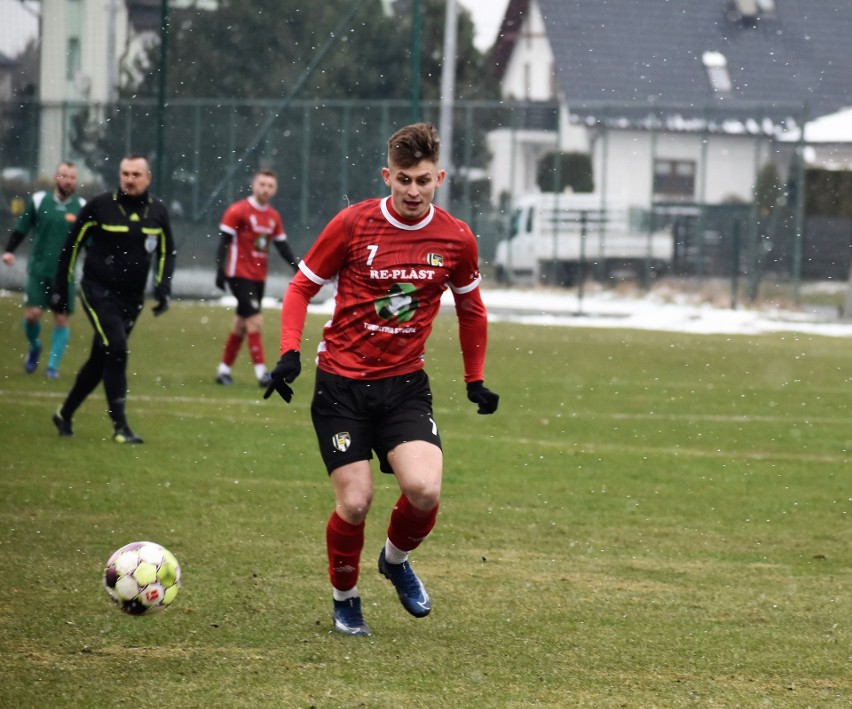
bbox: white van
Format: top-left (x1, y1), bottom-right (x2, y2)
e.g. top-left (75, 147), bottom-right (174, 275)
top-left (493, 193), bottom-right (673, 286)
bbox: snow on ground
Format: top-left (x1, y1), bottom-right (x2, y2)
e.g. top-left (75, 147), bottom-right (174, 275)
top-left (291, 283), bottom-right (852, 339)
top-left (472, 287), bottom-right (852, 337)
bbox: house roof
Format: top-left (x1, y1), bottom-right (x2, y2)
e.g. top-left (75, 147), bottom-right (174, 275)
top-left (779, 107), bottom-right (852, 144)
top-left (497, 0), bottom-right (852, 123)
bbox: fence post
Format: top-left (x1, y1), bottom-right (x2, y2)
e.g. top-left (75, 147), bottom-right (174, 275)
top-left (731, 218), bottom-right (741, 309)
top-left (577, 210), bottom-right (588, 312)
top-left (792, 107), bottom-right (808, 305)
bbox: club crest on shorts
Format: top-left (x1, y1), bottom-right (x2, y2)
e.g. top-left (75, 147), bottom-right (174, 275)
top-left (426, 253), bottom-right (443, 267)
top-left (333, 432), bottom-right (351, 452)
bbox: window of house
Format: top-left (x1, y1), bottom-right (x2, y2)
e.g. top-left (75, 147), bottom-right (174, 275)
top-left (66, 38), bottom-right (81, 81)
top-left (654, 160), bottom-right (696, 198)
top-left (702, 51), bottom-right (732, 93)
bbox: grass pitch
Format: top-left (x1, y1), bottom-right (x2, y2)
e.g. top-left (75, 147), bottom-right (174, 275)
top-left (0, 294), bottom-right (849, 707)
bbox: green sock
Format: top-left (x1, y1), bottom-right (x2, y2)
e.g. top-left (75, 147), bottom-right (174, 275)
top-left (24, 319), bottom-right (41, 351)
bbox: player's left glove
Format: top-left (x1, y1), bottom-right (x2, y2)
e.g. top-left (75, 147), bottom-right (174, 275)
top-left (466, 381), bottom-right (499, 415)
top-left (49, 285), bottom-right (68, 314)
top-left (263, 350), bottom-right (301, 403)
top-left (152, 284), bottom-right (170, 317)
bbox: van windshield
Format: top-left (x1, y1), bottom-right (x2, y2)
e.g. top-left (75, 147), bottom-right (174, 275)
top-left (509, 208), bottom-right (523, 238)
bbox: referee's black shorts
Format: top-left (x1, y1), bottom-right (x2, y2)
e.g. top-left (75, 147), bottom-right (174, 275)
top-left (310, 368), bottom-right (442, 475)
top-left (79, 280), bottom-right (143, 352)
top-left (226, 277), bottom-right (265, 318)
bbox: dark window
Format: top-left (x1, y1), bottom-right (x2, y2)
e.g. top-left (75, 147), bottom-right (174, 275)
top-left (66, 38), bottom-right (81, 81)
top-left (654, 160), bottom-right (696, 198)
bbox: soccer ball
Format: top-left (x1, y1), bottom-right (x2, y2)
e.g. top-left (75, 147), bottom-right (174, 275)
top-left (103, 541), bottom-right (181, 615)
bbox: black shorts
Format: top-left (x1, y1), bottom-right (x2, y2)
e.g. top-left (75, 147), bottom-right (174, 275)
top-left (226, 277), bottom-right (265, 318)
top-left (79, 280), bottom-right (142, 351)
top-left (310, 368), bottom-right (442, 475)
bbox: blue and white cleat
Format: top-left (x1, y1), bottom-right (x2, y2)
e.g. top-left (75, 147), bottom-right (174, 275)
top-left (332, 597), bottom-right (371, 636)
top-left (378, 547), bottom-right (431, 618)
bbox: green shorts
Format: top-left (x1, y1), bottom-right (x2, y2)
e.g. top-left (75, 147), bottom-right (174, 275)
top-left (25, 270), bottom-right (75, 313)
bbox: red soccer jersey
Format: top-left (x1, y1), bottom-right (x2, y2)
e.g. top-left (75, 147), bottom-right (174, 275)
top-left (281, 196), bottom-right (486, 380)
top-left (219, 196), bottom-right (286, 281)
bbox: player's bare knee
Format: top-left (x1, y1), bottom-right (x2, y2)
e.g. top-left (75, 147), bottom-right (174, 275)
top-left (403, 482), bottom-right (441, 512)
top-left (336, 494), bottom-right (372, 524)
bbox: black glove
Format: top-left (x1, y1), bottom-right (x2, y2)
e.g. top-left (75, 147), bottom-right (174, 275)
top-left (263, 350), bottom-right (301, 403)
top-left (215, 270), bottom-right (226, 291)
top-left (49, 287), bottom-right (68, 314)
top-left (152, 284), bottom-right (170, 317)
top-left (152, 295), bottom-right (170, 316)
top-left (466, 381), bottom-right (499, 415)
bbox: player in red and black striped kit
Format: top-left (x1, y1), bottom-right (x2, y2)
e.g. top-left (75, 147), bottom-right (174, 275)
top-left (264, 123), bottom-right (499, 636)
top-left (214, 170), bottom-right (298, 387)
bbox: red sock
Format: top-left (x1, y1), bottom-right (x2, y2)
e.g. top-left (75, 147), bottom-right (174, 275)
top-left (247, 331), bottom-right (265, 366)
top-left (387, 495), bottom-right (438, 553)
top-left (326, 511), bottom-right (364, 592)
top-left (222, 333), bottom-right (243, 367)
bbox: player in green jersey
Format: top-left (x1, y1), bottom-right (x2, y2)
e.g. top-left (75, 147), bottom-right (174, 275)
top-left (3, 162), bottom-right (85, 378)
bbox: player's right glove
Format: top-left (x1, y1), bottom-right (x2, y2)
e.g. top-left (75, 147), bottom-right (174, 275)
top-left (466, 381), bottom-right (500, 414)
top-left (152, 294), bottom-right (170, 317)
top-left (263, 350), bottom-right (301, 403)
top-left (152, 283), bottom-right (171, 316)
top-left (215, 269), bottom-right (226, 291)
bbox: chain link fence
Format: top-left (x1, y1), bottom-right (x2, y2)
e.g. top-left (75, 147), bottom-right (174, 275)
top-left (2, 97), bottom-right (850, 299)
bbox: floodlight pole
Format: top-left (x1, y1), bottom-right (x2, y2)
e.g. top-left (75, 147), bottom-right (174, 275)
top-left (154, 0), bottom-right (169, 190)
top-left (411, 0), bottom-right (422, 122)
top-left (106, 0), bottom-right (119, 103)
top-left (437, 0), bottom-right (458, 210)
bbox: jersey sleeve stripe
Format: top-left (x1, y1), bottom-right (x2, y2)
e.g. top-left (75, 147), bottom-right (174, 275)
top-left (299, 260), bottom-right (333, 286)
top-left (449, 275), bottom-right (482, 294)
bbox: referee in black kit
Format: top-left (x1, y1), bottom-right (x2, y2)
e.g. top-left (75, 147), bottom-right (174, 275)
top-left (50, 154), bottom-right (176, 444)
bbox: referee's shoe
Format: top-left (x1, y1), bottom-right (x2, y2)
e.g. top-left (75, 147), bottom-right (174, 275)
top-left (113, 425), bottom-right (144, 444)
top-left (52, 410), bottom-right (73, 437)
top-left (378, 547), bottom-right (431, 617)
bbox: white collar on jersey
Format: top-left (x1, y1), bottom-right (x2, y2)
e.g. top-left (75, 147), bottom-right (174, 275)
top-left (247, 195), bottom-right (269, 211)
top-left (380, 196), bottom-right (435, 231)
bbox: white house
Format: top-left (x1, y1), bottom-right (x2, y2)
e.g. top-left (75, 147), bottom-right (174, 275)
top-left (487, 0), bottom-right (852, 209)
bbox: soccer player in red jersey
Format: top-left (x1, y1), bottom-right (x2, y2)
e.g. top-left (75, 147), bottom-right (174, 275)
top-left (264, 123), bottom-right (499, 636)
top-left (214, 169), bottom-right (298, 387)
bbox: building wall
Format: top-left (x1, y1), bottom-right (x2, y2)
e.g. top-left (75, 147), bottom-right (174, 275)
top-left (488, 121), bottom-right (774, 209)
top-left (38, 0), bottom-right (129, 176)
top-left (500, 0), bottom-right (555, 101)
top-left (596, 129), bottom-right (772, 206)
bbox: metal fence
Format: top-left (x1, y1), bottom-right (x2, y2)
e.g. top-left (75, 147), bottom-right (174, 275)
top-left (1, 97), bottom-right (849, 297)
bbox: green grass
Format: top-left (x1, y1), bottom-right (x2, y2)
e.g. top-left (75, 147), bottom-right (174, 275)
top-left (0, 294), bottom-right (849, 708)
